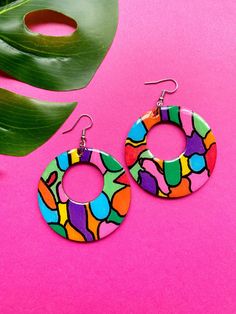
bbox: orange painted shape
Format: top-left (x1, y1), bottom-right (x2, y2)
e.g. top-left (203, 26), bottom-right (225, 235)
top-left (38, 179), bottom-right (57, 209)
top-left (204, 131), bottom-right (216, 149)
top-left (142, 108), bottom-right (161, 130)
top-left (65, 222), bottom-right (85, 242)
top-left (169, 178), bottom-right (191, 198)
top-left (112, 187), bottom-right (131, 216)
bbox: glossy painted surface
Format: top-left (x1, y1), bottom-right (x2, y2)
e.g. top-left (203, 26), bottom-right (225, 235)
top-left (125, 106), bottom-right (217, 198)
top-left (38, 148), bottom-right (131, 242)
top-left (1, 2), bottom-right (236, 312)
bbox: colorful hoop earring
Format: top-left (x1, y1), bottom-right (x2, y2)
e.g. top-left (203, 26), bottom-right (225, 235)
top-left (38, 114), bottom-right (131, 242)
top-left (125, 79), bottom-right (217, 198)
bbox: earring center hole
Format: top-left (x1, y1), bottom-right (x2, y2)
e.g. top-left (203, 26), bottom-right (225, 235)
top-left (62, 163), bottom-right (104, 203)
top-left (147, 123), bottom-right (186, 160)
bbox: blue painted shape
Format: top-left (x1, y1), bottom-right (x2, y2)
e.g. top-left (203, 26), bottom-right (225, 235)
top-left (128, 119), bottom-right (147, 141)
top-left (90, 192), bottom-right (110, 220)
top-left (57, 152), bottom-right (69, 171)
top-left (189, 154), bottom-right (206, 172)
top-left (38, 193), bottom-right (58, 223)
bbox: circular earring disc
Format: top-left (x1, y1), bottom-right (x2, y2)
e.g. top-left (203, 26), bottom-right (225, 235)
top-left (125, 106), bottom-right (217, 198)
top-left (38, 148), bottom-right (131, 242)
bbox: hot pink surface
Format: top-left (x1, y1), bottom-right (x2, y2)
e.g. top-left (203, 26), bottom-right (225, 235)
top-left (0, 1), bottom-right (236, 313)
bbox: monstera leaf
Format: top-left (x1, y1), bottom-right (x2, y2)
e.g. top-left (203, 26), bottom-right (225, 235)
top-left (0, 89), bottom-right (76, 156)
top-left (0, 0), bottom-right (118, 91)
top-left (0, 0), bottom-right (16, 6)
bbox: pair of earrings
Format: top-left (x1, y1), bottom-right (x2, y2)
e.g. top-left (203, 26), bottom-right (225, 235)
top-left (38, 79), bottom-right (217, 242)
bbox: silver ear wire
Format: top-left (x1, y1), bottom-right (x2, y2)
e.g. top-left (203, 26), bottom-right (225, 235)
top-left (63, 114), bottom-right (94, 154)
top-left (144, 78), bottom-right (178, 107)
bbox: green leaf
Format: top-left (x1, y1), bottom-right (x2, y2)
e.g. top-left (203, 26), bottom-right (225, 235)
top-left (0, 88), bottom-right (77, 156)
top-left (0, 0), bottom-right (118, 91)
top-left (0, 0), bottom-right (17, 7)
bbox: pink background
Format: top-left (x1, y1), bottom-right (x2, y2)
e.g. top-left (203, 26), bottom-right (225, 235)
top-left (1, 1), bottom-right (236, 313)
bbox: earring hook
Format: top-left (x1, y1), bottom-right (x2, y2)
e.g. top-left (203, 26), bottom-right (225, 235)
top-left (144, 78), bottom-right (178, 106)
top-left (63, 114), bottom-right (94, 135)
top-left (63, 114), bottom-right (93, 155)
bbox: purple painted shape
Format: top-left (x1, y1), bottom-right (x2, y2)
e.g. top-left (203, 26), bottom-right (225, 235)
top-left (139, 170), bottom-right (158, 195)
top-left (161, 107), bottom-right (169, 121)
top-left (185, 132), bottom-right (206, 157)
top-left (68, 201), bottom-right (93, 242)
top-left (80, 149), bottom-right (92, 162)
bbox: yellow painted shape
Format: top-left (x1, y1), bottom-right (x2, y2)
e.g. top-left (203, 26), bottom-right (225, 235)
top-left (58, 203), bottom-right (68, 225)
top-left (154, 158), bottom-right (164, 170)
top-left (158, 190), bottom-right (168, 198)
top-left (69, 149), bottom-right (80, 164)
top-left (126, 138), bottom-right (147, 146)
top-left (180, 155), bottom-right (191, 176)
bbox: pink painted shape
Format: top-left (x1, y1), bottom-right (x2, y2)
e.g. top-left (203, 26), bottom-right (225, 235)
top-left (189, 170), bottom-right (209, 192)
top-left (99, 221), bottom-right (118, 238)
top-left (58, 183), bottom-right (69, 203)
top-left (1, 2), bottom-right (236, 313)
top-left (90, 150), bottom-right (107, 175)
top-left (143, 159), bottom-right (169, 194)
top-left (180, 108), bottom-right (193, 136)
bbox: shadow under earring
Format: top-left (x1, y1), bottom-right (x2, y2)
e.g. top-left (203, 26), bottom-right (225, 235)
top-left (125, 79), bottom-right (217, 198)
top-left (38, 114), bottom-right (131, 242)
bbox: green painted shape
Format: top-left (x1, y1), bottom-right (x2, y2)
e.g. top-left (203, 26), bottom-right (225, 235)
top-left (49, 224), bottom-right (67, 238)
top-left (41, 158), bottom-right (65, 203)
top-left (193, 113), bottom-right (210, 138)
top-left (0, 89), bottom-right (76, 156)
top-left (164, 158), bottom-right (181, 186)
top-left (101, 153), bottom-right (123, 172)
top-left (42, 159), bottom-right (58, 181)
top-left (0, 0), bottom-right (118, 91)
top-left (139, 149), bottom-right (154, 159)
top-left (103, 169), bottom-right (124, 199)
top-left (129, 162), bottom-right (141, 182)
top-left (168, 106), bottom-right (181, 125)
top-left (129, 150), bottom-right (154, 182)
top-left (107, 209), bottom-right (124, 225)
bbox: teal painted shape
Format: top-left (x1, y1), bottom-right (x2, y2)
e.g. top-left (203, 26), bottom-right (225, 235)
top-left (38, 193), bottom-right (58, 223)
top-left (90, 192), bottom-right (110, 220)
top-left (57, 152), bottom-right (69, 171)
top-left (189, 154), bottom-right (206, 172)
top-left (128, 119), bottom-right (147, 141)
